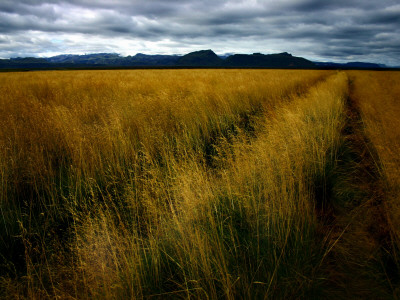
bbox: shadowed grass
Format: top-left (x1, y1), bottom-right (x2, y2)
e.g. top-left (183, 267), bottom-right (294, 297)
top-left (52, 72), bottom-right (346, 298)
top-left (0, 69), bottom-right (355, 298)
top-left (348, 71), bottom-right (400, 297)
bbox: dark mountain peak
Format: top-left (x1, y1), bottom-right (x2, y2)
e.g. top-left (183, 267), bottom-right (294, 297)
top-left (224, 52), bottom-right (314, 68)
top-left (177, 49), bottom-right (223, 66)
top-left (278, 52), bottom-right (292, 57)
top-left (6, 49), bottom-right (389, 69)
top-left (195, 49), bottom-right (217, 55)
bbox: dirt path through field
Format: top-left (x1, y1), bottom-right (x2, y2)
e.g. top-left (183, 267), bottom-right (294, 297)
top-left (318, 73), bottom-right (395, 299)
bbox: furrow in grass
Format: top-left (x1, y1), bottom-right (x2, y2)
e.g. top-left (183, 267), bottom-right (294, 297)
top-left (310, 71), bottom-right (400, 299)
top-left (66, 72), bottom-right (347, 299)
top-left (0, 69), bottom-right (343, 298)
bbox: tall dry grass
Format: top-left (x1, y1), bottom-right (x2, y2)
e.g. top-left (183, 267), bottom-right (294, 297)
top-left (349, 71), bottom-right (400, 290)
top-left (0, 69), bottom-right (328, 227)
top-left (0, 69), bottom-right (327, 199)
top-left (0, 69), bottom-right (350, 298)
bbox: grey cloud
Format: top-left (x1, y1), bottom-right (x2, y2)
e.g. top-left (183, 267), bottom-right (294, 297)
top-left (331, 25), bottom-right (380, 40)
top-left (290, 0), bottom-right (391, 12)
top-left (0, 1), bottom-right (58, 19)
top-left (361, 6), bottom-right (400, 25)
top-left (0, 0), bottom-right (399, 65)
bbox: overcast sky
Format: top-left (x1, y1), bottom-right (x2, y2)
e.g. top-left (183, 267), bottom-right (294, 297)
top-left (0, 0), bottom-right (399, 65)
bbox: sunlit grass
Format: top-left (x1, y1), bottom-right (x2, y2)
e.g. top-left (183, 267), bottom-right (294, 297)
top-left (349, 71), bottom-right (400, 291)
top-left (0, 69), bottom-right (357, 298)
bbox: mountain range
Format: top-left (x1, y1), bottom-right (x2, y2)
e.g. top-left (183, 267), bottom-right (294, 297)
top-left (0, 50), bottom-right (390, 70)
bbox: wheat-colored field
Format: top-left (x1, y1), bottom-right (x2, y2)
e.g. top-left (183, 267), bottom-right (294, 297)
top-left (0, 69), bottom-right (398, 299)
top-left (349, 71), bottom-right (400, 283)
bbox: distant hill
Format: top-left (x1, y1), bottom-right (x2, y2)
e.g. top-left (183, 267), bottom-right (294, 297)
top-left (47, 53), bottom-right (120, 64)
top-left (47, 53), bottom-right (180, 66)
top-left (126, 53), bottom-right (180, 66)
top-left (177, 50), bottom-right (223, 66)
top-left (0, 57), bottom-right (55, 69)
top-left (175, 50), bottom-right (315, 68)
top-left (314, 61), bottom-right (386, 69)
top-left (224, 52), bottom-right (315, 68)
top-left (0, 50), bottom-right (389, 70)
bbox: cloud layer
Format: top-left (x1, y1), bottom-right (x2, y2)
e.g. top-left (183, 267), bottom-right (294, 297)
top-left (0, 0), bottom-right (399, 65)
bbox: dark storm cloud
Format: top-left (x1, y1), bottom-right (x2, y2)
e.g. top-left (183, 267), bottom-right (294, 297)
top-left (288, 0), bottom-right (390, 13)
top-left (0, 0), bottom-right (399, 65)
top-left (361, 6), bottom-right (400, 25)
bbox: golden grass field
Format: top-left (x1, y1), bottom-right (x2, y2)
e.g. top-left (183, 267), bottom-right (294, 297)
top-left (0, 69), bottom-right (399, 299)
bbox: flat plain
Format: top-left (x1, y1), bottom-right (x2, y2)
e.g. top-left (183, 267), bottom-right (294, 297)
top-left (0, 69), bottom-right (399, 299)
